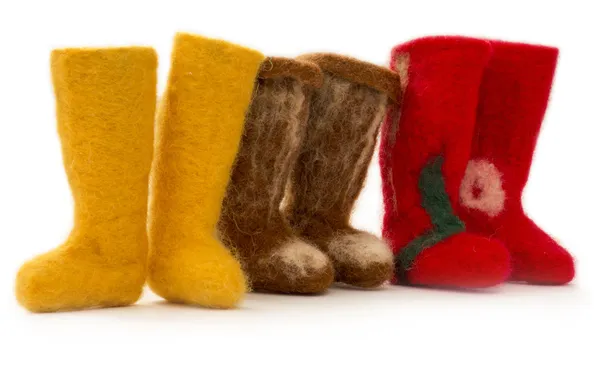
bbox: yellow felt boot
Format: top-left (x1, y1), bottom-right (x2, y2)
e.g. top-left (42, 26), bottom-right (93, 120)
top-left (147, 33), bottom-right (264, 308)
top-left (15, 47), bottom-right (157, 312)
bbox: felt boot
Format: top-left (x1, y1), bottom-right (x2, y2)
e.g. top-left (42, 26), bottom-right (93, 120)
top-left (147, 33), bottom-right (264, 308)
top-left (285, 54), bottom-right (398, 288)
top-left (379, 36), bottom-right (510, 289)
top-left (459, 41), bottom-right (575, 285)
top-left (15, 47), bottom-right (157, 312)
top-left (219, 57), bottom-right (334, 294)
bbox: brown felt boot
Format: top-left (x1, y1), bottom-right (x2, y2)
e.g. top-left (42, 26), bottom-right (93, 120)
top-left (285, 54), bottom-right (400, 288)
top-left (218, 57), bottom-right (334, 294)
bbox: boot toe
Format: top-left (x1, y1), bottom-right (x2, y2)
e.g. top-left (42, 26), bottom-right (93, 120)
top-left (16, 247), bottom-right (144, 312)
top-left (510, 238), bottom-right (575, 285)
top-left (327, 232), bottom-right (394, 288)
top-left (148, 238), bottom-right (247, 309)
top-left (252, 239), bottom-right (334, 294)
top-left (405, 232), bottom-right (510, 289)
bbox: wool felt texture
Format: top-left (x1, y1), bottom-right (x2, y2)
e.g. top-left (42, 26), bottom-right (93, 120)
top-left (147, 33), bottom-right (264, 308)
top-left (379, 36), bottom-right (510, 289)
top-left (285, 53), bottom-right (396, 288)
top-left (15, 47), bottom-right (157, 312)
top-left (219, 57), bottom-right (334, 294)
top-left (458, 40), bottom-right (575, 285)
top-left (298, 53), bottom-right (402, 102)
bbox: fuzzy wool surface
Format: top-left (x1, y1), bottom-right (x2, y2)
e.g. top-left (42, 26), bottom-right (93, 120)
top-left (297, 53), bottom-right (401, 102)
top-left (15, 47), bottom-right (157, 312)
top-left (459, 40), bottom-right (574, 285)
top-left (219, 57), bottom-right (334, 294)
top-left (460, 159), bottom-right (506, 218)
top-left (147, 33), bottom-right (264, 308)
top-left (379, 36), bottom-right (510, 289)
top-left (286, 54), bottom-right (397, 288)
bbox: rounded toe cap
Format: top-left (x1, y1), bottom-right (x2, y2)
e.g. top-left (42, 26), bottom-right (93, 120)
top-left (327, 232), bottom-right (394, 288)
top-left (511, 242), bottom-right (575, 285)
top-left (405, 232), bottom-right (510, 289)
top-left (148, 241), bottom-right (247, 308)
top-left (252, 239), bottom-right (334, 294)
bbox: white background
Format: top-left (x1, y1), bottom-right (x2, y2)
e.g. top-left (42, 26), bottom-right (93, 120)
top-left (0, 0), bottom-right (597, 369)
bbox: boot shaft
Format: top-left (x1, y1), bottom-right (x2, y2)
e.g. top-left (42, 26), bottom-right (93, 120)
top-left (380, 36), bottom-right (492, 249)
top-left (286, 53), bottom-right (398, 235)
top-left (219, 57), bottom-right (322, 242)
top-left (51, 47), bottom-right (157, 229)
top-left (149, 33), bottom-right (264, 240)
top-left (470, 41), bottom-right (558, 198)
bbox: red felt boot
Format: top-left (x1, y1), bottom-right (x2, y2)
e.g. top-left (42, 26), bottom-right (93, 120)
top-left (459, 41), bottom-right (575, 285)
top-left (379, 36), bottom-right (510, 289)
